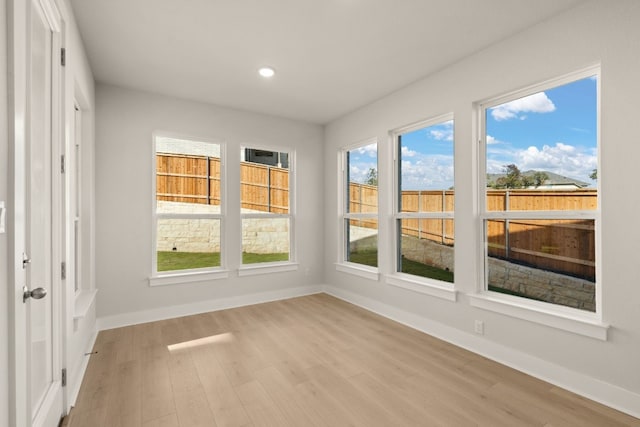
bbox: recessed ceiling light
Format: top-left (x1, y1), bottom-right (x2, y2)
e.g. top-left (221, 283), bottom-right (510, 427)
top-left (258, 67), bottom-right (275, 78)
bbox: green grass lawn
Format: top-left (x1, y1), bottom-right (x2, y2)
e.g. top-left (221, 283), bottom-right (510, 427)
top-left (349, 250), bottom-right (454, 283)
top-left (157, 251), bottom-right (220, 271)
top-left (242, 252), bottom-right (289, 264)
top-left (157, 251), bottom-right (289, 271)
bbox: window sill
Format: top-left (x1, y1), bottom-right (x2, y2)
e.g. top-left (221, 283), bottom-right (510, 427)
top-left (74, 289), bottom-right (98, 320)
top-left (335, 262), bottom-right (380, 281)
top-left (468, 292), bottom-right (609, 340)
top-left (386, 274), bottom-right (457, 302)
top-left (237, 262), bottom-right (298, 277)
top-left (149, 269), bottom-right (230, 287)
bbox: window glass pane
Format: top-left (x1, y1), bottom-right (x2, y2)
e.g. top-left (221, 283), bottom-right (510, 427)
top-left (399, 120), bottom-right (454, 212)
top-left (242, 217), bottom-right (290, 264)
top-left (347, 143), bottom-right (377, 213)
top-left (398, 219), bottom-right (454, 282)
top-left (241, 147), bottom-right (289, 214)
top-left (157, 218), bottom-right (220, 271)
top-left (346, 218), bottom-right (378, 267)
top-left (485, 76), bottom-right (597, 211)
top-left (486, 219), bottom-right (595, 311)
top-left (156, 137), bottom-right (221, 214)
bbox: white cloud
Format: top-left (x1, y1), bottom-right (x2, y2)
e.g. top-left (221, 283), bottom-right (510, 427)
top-left (401, 146), bottom-right (417, 157)
top-left (354, 142), bottom-right (377, 158)
top-left (400, 154), bottom-right (454, 190)
top-left (490, 92), bottom-right (556, 121)
top-left (428, 120), bottom-right (454, 141)
top-left (487, 142), bottom-right (597, 184)
top-left (486, 135), bottom-right (501, 145)
top-left (430, 129), bottom-right (453, 141)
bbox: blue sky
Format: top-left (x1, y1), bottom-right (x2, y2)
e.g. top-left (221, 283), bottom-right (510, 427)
top-left (486, 76), bottom-right (597, 187)
top-left (399, 120), bottom-right (454, 190)
top-left (348, 143), bottom-right (378, 184)
top-left (349, 75), bottom-right (598, 190)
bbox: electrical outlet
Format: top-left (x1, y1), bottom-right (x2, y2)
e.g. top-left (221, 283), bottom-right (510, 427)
top-left (0, 201), bottom-right (5, 233)
top-left (474, 320), bottom-right (484, 335)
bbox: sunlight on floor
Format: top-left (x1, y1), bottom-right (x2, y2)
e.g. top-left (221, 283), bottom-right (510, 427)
top-left (167, 332), bottom-right (234, 352)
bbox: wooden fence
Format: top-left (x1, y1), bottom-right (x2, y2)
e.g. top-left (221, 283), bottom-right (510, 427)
top-left (347, 185), bottom-right (596, 280)
top-left (485, 190), bottom-right (595, 280)
top-left (156, 153), bottom-right (289, 213)
top-left (156, 154), bottom-right (596, 279)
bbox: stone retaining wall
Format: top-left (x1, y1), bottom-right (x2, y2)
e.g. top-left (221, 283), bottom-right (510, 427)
top-left (157, 201), bottom-right (289, 254)
top-left (350, 230), bottom-right (595, 311)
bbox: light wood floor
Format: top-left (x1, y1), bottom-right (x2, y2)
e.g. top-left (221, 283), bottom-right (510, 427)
top-left (67, 293), bottom-right (638, 427)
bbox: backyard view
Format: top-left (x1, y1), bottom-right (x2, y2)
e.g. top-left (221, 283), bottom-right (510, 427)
top-left (155, 74), bottom-right (597, 312)
top-left (155, 138), bottom-right (291, 273)
top-left (156, 251), bottom-right (289, 271)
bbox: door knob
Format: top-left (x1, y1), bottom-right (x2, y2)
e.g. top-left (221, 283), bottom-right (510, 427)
top-left (23, 285), bottom-right (47, 303)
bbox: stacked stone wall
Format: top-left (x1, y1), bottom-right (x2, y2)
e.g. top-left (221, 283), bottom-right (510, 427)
top-left (350, 231), bottom-right (594, 311)
top-left (157, 201), bottom-right (289, 254)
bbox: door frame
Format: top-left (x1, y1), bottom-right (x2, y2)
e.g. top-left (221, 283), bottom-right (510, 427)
top-left (7, 0), bottom-right (66, 425)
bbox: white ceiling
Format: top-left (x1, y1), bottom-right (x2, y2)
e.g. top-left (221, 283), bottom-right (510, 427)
top-left (69, 0), bottom-right (585, 124)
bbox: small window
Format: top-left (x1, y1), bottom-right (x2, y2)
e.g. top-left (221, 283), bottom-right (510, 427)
top-left (480, 70), bottom-right (599, 312)
top-left (341, 140), bottom-right (378, 268)
top-left (72, 105), bottom-right (82, 293)
top-left (240, 146), bottom-right (293, 265)
top-left (153, 135), bottom-right (224, 275)
top-left (394, 116), bottom-right (454, 283)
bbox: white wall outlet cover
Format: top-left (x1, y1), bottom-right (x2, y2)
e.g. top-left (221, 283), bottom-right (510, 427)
top-left (0, 201), bottom-right (5, 233)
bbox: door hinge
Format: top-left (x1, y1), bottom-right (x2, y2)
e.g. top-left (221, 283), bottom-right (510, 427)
top-left (61, 155), bottom-right (65, 173)
top-left (61, 368), bottom-right (67, 387)
top-left (61, 48), bottom-right (66, 66)
top-left (61, 262), bottom-right (66, 280)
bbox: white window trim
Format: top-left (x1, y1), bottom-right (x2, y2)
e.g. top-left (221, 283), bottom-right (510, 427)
top-left (336, 138), bottom-right (380, 275)
top-left (469, 292), bottom-right (608, 340)
top-left (240, 145), bottom-right (296, 266)
top-left (73, 289), bottom-right (98, 320)
top-left (475, 65), bottom-right (604, 336)
top-left (386, 273), bottom-right (457, 301)
top-left (149, 269), bottom-right (230, 287)
top-left (150, 132), bottom-right (227, 284)
top-left (72, 103), bottom-right (82, 296)
top-left (335, 262), bottom-right (380, 281)
top-left (391, 114), bottom-right (456, 294)
top-left (238, 262), bottom-right (299, 276)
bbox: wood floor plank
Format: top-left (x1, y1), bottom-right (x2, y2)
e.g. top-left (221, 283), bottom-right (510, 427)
top-left (141, 358), bottom-right (175, 423)
top-left (235, 380), bottom-right (292, 427)
top-left (190, 346), bottom-right (253, 427)
top-left (142, 413), bottom-right (180, 427)
top-left (69, 294), bottom-right (638, 427)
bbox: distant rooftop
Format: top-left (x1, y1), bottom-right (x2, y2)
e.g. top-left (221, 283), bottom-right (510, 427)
top-left (487, 170), bottom-right (590, 188)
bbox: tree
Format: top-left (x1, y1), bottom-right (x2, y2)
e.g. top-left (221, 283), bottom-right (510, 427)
top-left (490, 164), bottom-right (546, 189)
top-left (365, 167), bottom-right (378, 186)
top-left (589, 169), bottom-right (597, 180)
top-left (495, 164), bottom-right (524, 189)
top-left (532, 171), bottom-right (549, 187)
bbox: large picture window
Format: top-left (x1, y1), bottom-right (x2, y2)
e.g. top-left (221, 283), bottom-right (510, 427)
top-left (240, 146), bottom-right (293, 266)
top-left (480, 69), bottom-right (599, 312)
top-left (341, 140), bottom-right (378, 269)
top-left (394, 116), bottom-right (454, 284)
top-left (152, 135), bottom-right (224, 277)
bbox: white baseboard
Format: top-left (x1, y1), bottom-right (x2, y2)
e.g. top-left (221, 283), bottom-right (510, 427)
top-left (67, 327), bottom-right (98, 408)
top-left (323, 284), bottom-right (640, 419)
top-left (96, 285), bottom-right (323, 331)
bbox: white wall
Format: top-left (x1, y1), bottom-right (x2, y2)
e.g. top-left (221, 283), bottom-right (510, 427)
top-left (95, 84), bottom-right (324, 321)
top-left (1, 0), bottom-right (9, 424)
top-left (324, 0), bottom-right (640, 415)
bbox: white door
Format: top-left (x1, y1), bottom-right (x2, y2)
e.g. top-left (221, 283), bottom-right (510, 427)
top-left (13, 0), bottom-right (64, 425)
